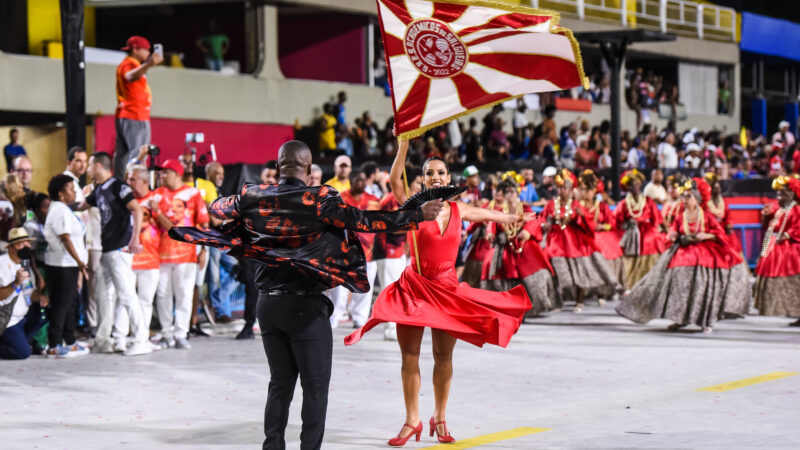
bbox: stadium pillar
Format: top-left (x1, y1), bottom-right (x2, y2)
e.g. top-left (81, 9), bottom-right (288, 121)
top-left (60, 0), bottom-right (86, 151)
top-left (599, 40), bottom-right (628, 200)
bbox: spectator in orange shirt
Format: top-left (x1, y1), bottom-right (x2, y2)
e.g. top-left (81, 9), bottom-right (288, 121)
top-left (150, 159), bottom-right (209, 349)
top-left (113, 36), bottom-right (163, 179)
top-left (327, 169), bottom-right (380, 328)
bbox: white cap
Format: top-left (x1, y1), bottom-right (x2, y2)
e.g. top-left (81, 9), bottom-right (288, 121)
top-left (462, 165), bottom-right (479, 177)
top-left (543, 166), bottom-right (557, 177)
top-left (779, 120), bottom-right (790, 129)
top-left (334, 155), bottom-right (352, 167)
top-left (686, 143), bottom-right (701, 152)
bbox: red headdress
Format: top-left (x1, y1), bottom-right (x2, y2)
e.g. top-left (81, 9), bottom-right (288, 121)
top-left (692, 177), bottom-right (712, 204)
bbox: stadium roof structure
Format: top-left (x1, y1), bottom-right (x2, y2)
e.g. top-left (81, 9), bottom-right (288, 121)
top-left (575, 29), bottom-right (676, 199)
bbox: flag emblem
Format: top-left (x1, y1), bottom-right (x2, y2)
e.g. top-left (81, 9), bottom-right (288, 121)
top-left (404, 19), bottom-right (468, 78)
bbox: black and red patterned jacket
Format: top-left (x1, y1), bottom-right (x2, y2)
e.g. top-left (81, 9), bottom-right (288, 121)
top-left (169, 177), bottom-right (423, 293)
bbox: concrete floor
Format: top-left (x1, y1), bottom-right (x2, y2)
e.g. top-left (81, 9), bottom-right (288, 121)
top-left (2, 303), bottom-right (799, 450)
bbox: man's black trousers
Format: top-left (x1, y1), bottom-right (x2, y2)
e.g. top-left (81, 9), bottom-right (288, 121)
top-left (257, 292), bottom-right (332, 450)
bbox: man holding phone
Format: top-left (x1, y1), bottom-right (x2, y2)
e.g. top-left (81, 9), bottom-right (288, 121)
top-left (114, 35), bottom-right (163, 179)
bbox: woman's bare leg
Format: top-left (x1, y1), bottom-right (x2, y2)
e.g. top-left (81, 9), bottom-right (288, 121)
top-left (395, 324), bottom-right (424, 437)
top-left (431, 328), bottom-right (457, 436)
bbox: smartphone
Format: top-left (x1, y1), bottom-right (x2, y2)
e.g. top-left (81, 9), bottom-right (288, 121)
top-left (153, 43), bottom-right (164, 57)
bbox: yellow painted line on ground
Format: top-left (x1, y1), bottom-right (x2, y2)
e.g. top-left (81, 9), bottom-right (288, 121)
top-left (419, 426), bottom-right (549, 449)
top-left (697, 371), bottom-right (799, 392)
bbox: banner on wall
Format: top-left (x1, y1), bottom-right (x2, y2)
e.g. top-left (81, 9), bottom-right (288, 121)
top-left (376, 0), bottom-right (587, 139)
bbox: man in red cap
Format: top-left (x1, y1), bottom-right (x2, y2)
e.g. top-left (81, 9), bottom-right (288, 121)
top-left (150, 160), bottom-right (209, 350)
top-left (114, 36), bottom-right (163, 179)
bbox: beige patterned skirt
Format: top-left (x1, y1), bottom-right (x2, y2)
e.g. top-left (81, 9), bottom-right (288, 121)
top-left (755, 273), bottom-right (800, 317)
top-left (481, 268), bottom-right (562, 317)
top-left (617, 247), bottom-right (752, 328)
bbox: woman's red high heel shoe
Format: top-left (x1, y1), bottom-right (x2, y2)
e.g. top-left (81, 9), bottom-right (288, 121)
top-left (387, 421), bottom-right (423, 447)
top-left (429, 416), bottom-right (456, 443)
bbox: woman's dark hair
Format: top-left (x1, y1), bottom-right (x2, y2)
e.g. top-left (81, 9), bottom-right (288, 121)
top-left (31, 193), bottom-right (50, 211)
top-left (497, 177), bottom-right (518, 194)
top-left (422, 156), bottom-right (449, 175)
top-left (48, 173), bottom-right (75, 200)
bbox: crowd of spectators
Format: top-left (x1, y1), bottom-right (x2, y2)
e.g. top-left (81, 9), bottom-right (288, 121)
top-left (315, 90), bottom-right (797, 184)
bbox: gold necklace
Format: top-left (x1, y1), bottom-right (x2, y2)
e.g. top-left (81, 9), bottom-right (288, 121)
top-left (554, 196), bottom-right (573, 230)
top-left (761, 202), bottom-right (796, 258)
top-left (682, 207), bottom-right (705, 235)
top-left (502, 201), bottom-right (523, 238)
top-left (707, 196), bottom-right (725, 218)
top-left (663, 201), bottom-right (679, 225)
top-left (625, 193), bottom-right (646, 219)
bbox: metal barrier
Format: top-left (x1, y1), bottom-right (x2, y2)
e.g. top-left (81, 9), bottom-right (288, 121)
top-left (531, 0), bottom-right (736, 42)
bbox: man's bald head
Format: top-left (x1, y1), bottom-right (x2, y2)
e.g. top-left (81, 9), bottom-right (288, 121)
top-left (277, 140), bottom-right (312, 180)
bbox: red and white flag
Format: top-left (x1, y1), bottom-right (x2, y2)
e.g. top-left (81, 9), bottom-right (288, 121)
top-left (376, 0), bottom-right (588, 139)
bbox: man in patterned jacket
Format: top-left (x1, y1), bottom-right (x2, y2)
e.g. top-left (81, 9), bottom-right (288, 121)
top-left (171, 140), bottom-right (442, 450)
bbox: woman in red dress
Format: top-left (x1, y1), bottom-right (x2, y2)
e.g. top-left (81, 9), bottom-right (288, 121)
top-left (481, 176), bottom-right (561, 316)
top-left (660, 174), bottom-right (683, 233)
top-left (703, 172), bottom-right (744, 255)
top-left (616, 178), bottom-right (751, 332)
top-left (460, 188), bottom-right (503, 288)
top-left (577, 170), bottom-right (623, 301)
top-left (345, 140), bottom-right (533, 446)
top-left (541, 169), bottom-right (620, 313)
top-left (754, 176), bottom-right (800, 325)
top-left (614, 169), bottom-right (667, 290)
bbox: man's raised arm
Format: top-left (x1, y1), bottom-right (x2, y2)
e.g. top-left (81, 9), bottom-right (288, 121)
top-left (316, 186), bottom-right (441, 232)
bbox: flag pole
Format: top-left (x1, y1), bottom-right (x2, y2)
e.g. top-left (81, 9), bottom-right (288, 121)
top-left (402, 166), bottom-right (422, 276)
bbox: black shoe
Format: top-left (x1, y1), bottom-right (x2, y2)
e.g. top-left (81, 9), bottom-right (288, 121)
top-left (790, 319), bottom-right (800, 327)
top-left (236, 327), bottom-right (255, 340)
top-left (190, 325), bottom-right (210, 337)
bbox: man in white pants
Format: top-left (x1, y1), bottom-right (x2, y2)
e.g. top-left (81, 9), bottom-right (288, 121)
top-left (328, 170), bottom-right (380, 328)
top-left (77, 152), bottom-right (149, 356)
top-left (151, 159), bottom-right (209, 349)
top-left (374, 190), bottom-right (412, 341)
top-left (106, 165), bottom-right (160, 349)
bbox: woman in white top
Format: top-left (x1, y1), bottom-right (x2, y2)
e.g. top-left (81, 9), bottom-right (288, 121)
top-left (44, 174), bottom-right (89, 358)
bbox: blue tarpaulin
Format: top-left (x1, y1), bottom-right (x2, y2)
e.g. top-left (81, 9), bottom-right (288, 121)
top-left (740, 12), bottom-right (800, 61)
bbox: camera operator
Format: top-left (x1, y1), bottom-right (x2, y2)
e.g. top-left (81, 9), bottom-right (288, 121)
top-left (114, 35), bottom-right (163, 180)
top-left (0, 228), bottom-right (48, 360)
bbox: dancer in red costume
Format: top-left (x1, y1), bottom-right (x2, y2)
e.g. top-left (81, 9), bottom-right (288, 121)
top-left (345, 140), bottom-right (533, 446)
top-left (660, 174), bottom-right (683, 232)
top-left (541, 169), bottom-right (620, 313)
top-left (703, 172), bottom-right (744, 254)
top-left (481, 176), bottom-right (561, 316)
top-left (460, 188), bottom-right (502, 288)
top-left (577, 170), bottom-right (623, 301)
top-left (754, 176), bottom-right (800, 326)
top-left (616, 178), bottom-right (751, 332)
top-left (615, 170), bottom-right (667, 290)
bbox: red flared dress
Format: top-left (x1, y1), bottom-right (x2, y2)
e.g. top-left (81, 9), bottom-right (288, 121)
top-left (542, 198), bottom-right (621, 297)
top-left (755, 203), bottom-right (800, 317)
top-left (616, 210), bottom-right (751, 327)
top-left (707, 197), bottom-right (743, 254)
top-left (345, 202), bottom-right (532, 348)
top-left (585, 201), bottom-right (623, 261)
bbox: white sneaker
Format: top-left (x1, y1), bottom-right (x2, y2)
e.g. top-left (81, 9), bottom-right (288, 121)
top-left (123, 342), bottom-right (154, 356)
top-left (174, 337), bottom-right (192, 349)
top-left (157, 337), bottom-right (175, 349)
top-left (114, 339), bottom-right (127, 353)
top-left (93, 341), bottom-right (115, 354)
top-left (149, 342), bottom-right (162, 352)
